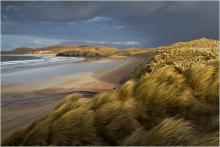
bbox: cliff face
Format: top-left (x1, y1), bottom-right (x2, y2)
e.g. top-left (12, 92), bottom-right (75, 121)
top-left (2, 38), bottom-right (220, 146)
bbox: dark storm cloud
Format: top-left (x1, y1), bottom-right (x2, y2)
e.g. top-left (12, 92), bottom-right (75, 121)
top-left (1, 1), bottom-right (200, 22)
top-left (1, 1), bottom-right (219, 50)
top-left (1, 1), bottom-right (107, 22)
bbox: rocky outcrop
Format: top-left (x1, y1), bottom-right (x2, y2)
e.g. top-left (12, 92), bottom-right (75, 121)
top-left (56, 50), bottom-right (107, 57)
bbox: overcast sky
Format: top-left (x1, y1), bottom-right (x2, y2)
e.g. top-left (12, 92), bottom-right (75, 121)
top-left (1, 1), bottom-right (219, 50)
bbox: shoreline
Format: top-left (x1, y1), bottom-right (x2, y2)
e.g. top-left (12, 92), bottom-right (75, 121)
top-left (1, 55), bottom-right (147, 139)
top-left (1, 54), bottom-right (127, 75)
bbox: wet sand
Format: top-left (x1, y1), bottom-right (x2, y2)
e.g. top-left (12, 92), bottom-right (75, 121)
top-left (1, 55), bottom-right (148, 139)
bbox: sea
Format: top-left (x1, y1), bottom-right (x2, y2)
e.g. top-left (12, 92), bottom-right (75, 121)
top-left (1, 55), bottom-right (85, 70)
top-left (1, 54), bottom-right (124, 84)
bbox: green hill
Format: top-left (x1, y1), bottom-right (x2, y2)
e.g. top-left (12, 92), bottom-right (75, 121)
top-left (2, 38), bottom-right (219, 146)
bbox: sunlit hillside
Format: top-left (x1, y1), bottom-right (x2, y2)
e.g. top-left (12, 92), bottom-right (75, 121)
top-left (2, 45), bottom-right (156, 57)
top-left (2, 45), bottom-right (119, 56)
top-left (116, 48), bottom-right (154, 56)
top-left (2, 38), bottom-right (219, 146)
top-left (130, 38), bottom-right (219, 78)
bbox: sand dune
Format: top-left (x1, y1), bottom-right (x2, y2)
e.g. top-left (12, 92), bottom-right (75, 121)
top-left (1, 55), bottom-right (147, 139)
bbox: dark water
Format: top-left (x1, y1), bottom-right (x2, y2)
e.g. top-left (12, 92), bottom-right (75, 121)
top-left (1, 55), bottom-right (42, 62)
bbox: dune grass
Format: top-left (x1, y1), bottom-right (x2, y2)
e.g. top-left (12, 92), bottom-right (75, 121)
top-left (124, 118), bottom-right (197, 146)
top-left (128, 38), bottom-right (218, 83)
top-left (2, 38), bottom-right (219, 146)
top-left (116, 48), bottom-right (154, 56)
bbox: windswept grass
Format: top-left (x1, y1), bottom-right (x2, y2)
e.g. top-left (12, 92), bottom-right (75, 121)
top-left (184, 64), bottom-right (219, 104)
top-left (128, 38), bottom-right (218, 80)
top-left (2, 38), bottom-right (219, 146)
top-left (116, 48), bottom-right (154, 56)
top-left (147, 38), bottom-right (218, 73)
top-left (124, 118), bottom-right (196, 146)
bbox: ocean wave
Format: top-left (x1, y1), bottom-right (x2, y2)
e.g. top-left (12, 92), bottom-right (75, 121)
top-left (1, 56), bottom-right (85, 70)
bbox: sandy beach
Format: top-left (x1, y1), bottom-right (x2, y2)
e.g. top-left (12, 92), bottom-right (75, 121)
top-left (1, 55), bottom-right (147, 139)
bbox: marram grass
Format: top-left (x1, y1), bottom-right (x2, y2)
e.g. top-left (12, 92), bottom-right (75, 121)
top-left (2, 38), bottom-right (219, 146)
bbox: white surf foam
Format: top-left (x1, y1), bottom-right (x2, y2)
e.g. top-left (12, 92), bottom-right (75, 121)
top-left (1, 55), bottom-right (85, 70)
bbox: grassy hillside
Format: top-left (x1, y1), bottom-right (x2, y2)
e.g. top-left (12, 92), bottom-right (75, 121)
top-left (2, 45), bottom-right (119, 57)
top-left (130, 38), bottom-right (219, 78)
top-left (116, 48), bottom-right (154, 56)
top-left (1, 47), bottom-right (34, 54)
top-left (1, 45), bottom-right (154, 57)
top-left (2, 38), bottom-right (219, 146)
